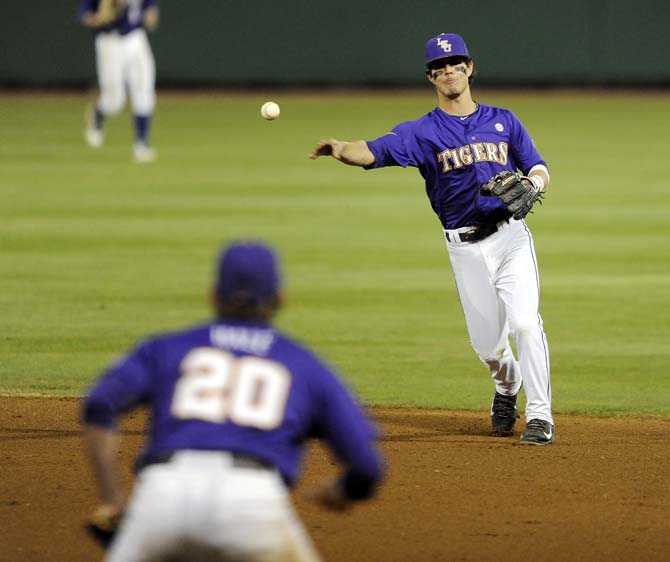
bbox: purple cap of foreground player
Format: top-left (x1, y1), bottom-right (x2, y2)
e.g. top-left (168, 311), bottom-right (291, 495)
top-left (215, 240), bottom-right (282, 303)
top-left (425, 33), bottom-right (470, 65)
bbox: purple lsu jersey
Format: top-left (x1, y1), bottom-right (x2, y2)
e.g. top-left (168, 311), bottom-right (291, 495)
top-left (365, 103), bottom-right (547, 229)
top-left (80, 0), bottom-right (157, 35)
top-left (82, 319), bottom-right (382, 486)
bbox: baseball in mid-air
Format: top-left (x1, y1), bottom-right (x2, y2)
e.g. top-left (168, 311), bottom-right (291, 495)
top-left (260, 101), bottom-right (280, 120)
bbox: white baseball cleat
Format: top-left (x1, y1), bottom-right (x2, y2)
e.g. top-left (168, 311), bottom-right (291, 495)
top-left (84, 106), bottom-right (104, 149)
top-left (133, 142), bottom-right (157, 163)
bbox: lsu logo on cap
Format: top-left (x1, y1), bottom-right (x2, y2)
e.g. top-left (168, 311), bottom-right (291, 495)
top-left (437, 38), bottom-right (452, 53)
top-left (425, 33), bottom-right (470, 64)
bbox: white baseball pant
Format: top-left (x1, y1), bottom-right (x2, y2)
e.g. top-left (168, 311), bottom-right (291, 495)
top-left (444, 218), bottom-right (553, 424)
top-left (95, 28), bottom-right (155, 117)
top-left (106, 451), bottom-right (321, 562)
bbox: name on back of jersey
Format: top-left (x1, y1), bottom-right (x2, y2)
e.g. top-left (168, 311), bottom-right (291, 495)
top-left (210, 326), bottom-right (275, 356)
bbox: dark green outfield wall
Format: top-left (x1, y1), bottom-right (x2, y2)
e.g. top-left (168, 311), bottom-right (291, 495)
top-left (1, 1), bottom-right (668, 87)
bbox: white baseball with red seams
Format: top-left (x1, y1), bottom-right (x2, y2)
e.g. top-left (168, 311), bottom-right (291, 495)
top-left (261, 101), bottom-right (281, 120)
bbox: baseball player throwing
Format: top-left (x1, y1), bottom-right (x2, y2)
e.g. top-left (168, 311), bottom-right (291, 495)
top-left (80, 0), bottom-right (159, 162)
top-left (310, 33), bottom-right (554, 445)
top-left (82, 240), bottom-right (384, 561)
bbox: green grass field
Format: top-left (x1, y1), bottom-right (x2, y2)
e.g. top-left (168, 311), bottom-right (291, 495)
top-left (1, 90), bottom-right (669, 415)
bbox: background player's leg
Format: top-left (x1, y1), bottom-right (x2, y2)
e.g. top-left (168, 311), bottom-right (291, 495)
top-left (125, 30), bottom-right (156, 162)
top-left (494, 221), bottom-right (553, 425)
top-left (87, 33), bottom-right (127, 148)
top-left (446, 239), bottom-right (522, 397)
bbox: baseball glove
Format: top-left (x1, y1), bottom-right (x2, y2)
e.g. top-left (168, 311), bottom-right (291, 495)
top-left (86, 506), bottom-right (122, 548)
top-left (480, 170), bottom-right (544, 220)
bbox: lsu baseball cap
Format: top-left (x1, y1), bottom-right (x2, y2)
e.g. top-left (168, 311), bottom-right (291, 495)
top-left (215, 240), bottom-right (282, 304)
top-left (425, 33), bottom-right (470, 65)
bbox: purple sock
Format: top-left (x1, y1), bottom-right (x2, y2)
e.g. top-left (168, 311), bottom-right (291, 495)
top-left (134, 115), bottom-right (152, 145)
top-left (94, 107), bottom-right (105, 130)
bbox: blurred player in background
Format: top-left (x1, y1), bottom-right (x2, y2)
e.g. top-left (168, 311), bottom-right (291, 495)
top-left (79, 0), bottom-right (159, 163)
top-left (82, 240), bottom-right (384, 561)
top-left (310, 33), bottom-right (554, 445)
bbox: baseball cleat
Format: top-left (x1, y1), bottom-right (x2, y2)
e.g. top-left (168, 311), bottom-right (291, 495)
top-left (133, 142), bottom-right (157, 163)
top-left (490, 391), bottom-right (518, 436)
top-left (520, 419), bottom-right (554, 445)
top-left (84, 106), bottom-right (104, 149)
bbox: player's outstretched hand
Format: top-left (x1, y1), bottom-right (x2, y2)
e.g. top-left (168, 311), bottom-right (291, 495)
top-left (309, 139), bottom-right (342, 160)
top-left (309, 139), bottom-right (375, 167)
top-left (307, 480), bottom-right (352, 512)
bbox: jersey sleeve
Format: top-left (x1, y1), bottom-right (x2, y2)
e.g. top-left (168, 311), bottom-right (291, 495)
top-left (309, 363), bottom-right (384, 497)
top-left (82, 339), bottom-right (157, 428)
top-left (365, 120), bottom-right (423, 169)
top-left (508, 111), bottom-right (547, 175)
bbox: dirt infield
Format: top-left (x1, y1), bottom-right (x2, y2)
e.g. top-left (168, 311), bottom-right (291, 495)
top-left (1, 397), bottom-right (669, 562)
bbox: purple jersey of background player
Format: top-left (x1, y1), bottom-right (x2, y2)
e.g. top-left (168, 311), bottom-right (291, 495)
top-left (79, 0), bottom-right (157, 34)
top-left (366, 104), bottom-right (547, 230)
top-left (83, 317), bottom-right (382, 486)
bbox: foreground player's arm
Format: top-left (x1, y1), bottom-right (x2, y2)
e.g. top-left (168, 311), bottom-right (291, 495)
top-left (83, 424), bottom-right (125, 547)
top-left (84, 425), bottom-right (124, 512)
top-left (309, 138), bottom-right (375, 167)
top-left (308, 371), bottom-right (384, 510)
top-left (82, 341), bottom-right (154, 510)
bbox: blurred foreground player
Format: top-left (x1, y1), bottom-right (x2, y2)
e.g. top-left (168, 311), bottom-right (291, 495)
top-left (82, 240), bottom-right (384, 561)
top-left (80, 0), bottom-right (159, 162)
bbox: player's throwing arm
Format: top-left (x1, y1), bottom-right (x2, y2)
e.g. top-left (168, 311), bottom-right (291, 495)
top-left (310, 139), bottom-right (375, 167)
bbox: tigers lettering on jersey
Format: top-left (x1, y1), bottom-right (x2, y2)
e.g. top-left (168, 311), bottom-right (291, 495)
top-left (437, 141), bottom-right (509, 173)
